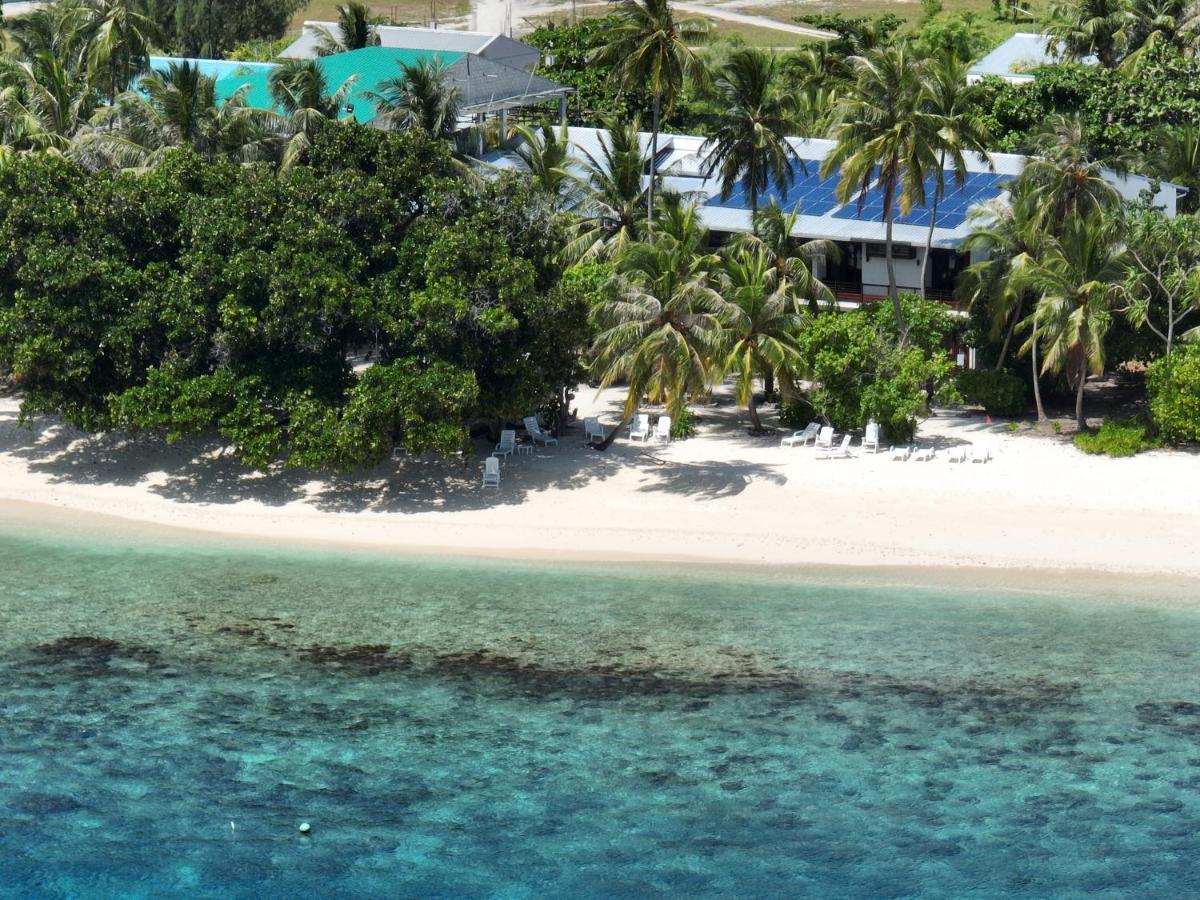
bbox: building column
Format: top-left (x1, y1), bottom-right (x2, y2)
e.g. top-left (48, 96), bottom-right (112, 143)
top-left (498, 108), bottom-right (508, 143)
top-left (558, 96), bottom-right (568, 126)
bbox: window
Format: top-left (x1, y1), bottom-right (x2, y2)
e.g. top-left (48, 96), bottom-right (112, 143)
top-left (865, 243), bottom-right (916, 261)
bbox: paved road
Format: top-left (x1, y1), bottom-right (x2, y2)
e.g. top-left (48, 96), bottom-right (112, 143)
top-left (672, 2), bottom-right (836, 39)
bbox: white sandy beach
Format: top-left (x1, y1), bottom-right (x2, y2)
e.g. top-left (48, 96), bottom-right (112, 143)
top-left (1, 387), bottom-right (1198, 584)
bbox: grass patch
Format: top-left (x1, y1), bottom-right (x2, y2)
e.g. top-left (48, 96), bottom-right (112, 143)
top-left (1073, 417), bottom-right (1162, 457)
top-left (525, 7), bottom-right (818, 47)
top-left (290, 0), bottom-right (471, 34)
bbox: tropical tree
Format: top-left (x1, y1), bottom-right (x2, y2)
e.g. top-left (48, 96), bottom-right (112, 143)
top-left (1045, 0), bottom-right (1126, 67)
top-left (1118, 0), bottom-right (1192, 67)
top-left (510, 121), bottom-right (578, 209)
top-left (1122, 210), bottom-right (1200, 353)
top-left (268, 58), bottom-right (359, 167)
top-left (367, 57), bottom-right (461, 138)
top-left (7, 1), bottom-right (95, 80)
top-left (714, 246), bottom-right (804, 431)
top-left (1151, 124), bottom-right (1200, 212)
top-left (0, 55), bottom-right (97, 157)
top-left (589, 205), bottom-right (722, 448)
top-left (85, 0), bottom-right (161, 101)
top-left (81, 61), bottom-right (278, 168)
top-left (821, 45), bottom-right (941, 343)
top-left (918, 51), bottom-right (992, 294)
top-left (733, 201), bottom-right (835, 314)
top-left (566, 117), bottom-right (654, 261)
top-left (1023, 114), bottom-right (1124, 227)
top-left (592, 0), bottom-right (709, 224)
top-left (1014, 210), bottom-right (1129, 428)
top-left (313, 1), bottom-right (381, 56)
top-left (700, 48), bottom-right (803, 214)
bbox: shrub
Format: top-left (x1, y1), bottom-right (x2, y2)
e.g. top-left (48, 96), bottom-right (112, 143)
top-left (957, 369), bottom-right (1026, 417)
top-left (1074, 418), bottom-right (1162, 457)
top-left (670, 407), bottom-right (697, 440)
top-left (779, 397), bottom-right (817, 429)
top-left (1147, 345), bottom-right (1200, 443)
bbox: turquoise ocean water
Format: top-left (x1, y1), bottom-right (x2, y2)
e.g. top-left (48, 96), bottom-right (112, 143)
top-left (2, 526), bottom-right (1200, 898)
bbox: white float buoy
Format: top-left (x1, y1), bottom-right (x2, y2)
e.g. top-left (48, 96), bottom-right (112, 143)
top-left (298, 822), bottom-right (311, 834)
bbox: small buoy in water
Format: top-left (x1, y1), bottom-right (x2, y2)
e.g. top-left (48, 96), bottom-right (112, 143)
top-left (298, 822), bottom-right (311, 834)
top-left (230, 821), bottom-right (236, 833)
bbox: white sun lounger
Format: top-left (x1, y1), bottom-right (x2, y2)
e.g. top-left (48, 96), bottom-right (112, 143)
top-left (889, 445), bottom-right (912, 461)
top-left (653, 415), bottom-right (672, 443)
top-left (523, 416), bottom-right (559, 448)
top-left (813, 426), bottom-right (834, 452)
top-left (629, 413), bottom-right (651, 443)
top-left (817, 434), bottom-right (853, 459)
top-left (781, 422), bottom-right (820, 447)
top-left (862, 421), bottom-right (880, 454)
top-left (494, 429), bottom-right (516, 462)
top-left (584, 417), bottom-right (605, 444)
top-left (482, 456), bottom-right (501, 487)
top-left (971, 441), bottom-right (994, 463)
top-left (946, 444), bottom-right (970, 463)
top-left (912, 446), bottom-right (936, 462)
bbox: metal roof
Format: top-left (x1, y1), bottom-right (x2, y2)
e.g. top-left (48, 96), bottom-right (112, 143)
top-left (967, 32), bottom-right (1097, 83)
top-left (281, 24), bottom-right (540, 72)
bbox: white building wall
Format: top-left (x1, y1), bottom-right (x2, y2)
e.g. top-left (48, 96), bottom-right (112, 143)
top-left (860, 246), bottom-right (927, 294)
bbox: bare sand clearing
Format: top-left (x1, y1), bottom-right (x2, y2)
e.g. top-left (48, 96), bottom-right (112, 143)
top-left (1, 388), bottom-right (1198, 588)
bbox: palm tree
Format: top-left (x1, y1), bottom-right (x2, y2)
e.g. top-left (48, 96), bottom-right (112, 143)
top-left (1014, 211), bottom-right (1128, 429)
top-left (733, 201), bottom-right (835, 314)
top-left (714, 246), bottom-right (804, 431)
top-left (367, 57), bottom-right (461, 139)
top-left (510, 121), bottom-right (578, 209)
top-left (84, 0), bottom-right (161, 101)
top-left (566, 117), bottom-right (655, 261)
top-left (7, 1), bottom-right (95, 80)
top-left (0, 54), bottom-right (97, 156)
top-left (314, 1), bottom-right (381, 56)
top-left (701, 48), bottom-right (802, 214)
top-left (1118, 0), bottom-right (1191, 66)
top-left (589, 207), bottom-right (723, 448)
top-left (1045, 0), bottom-right (1126, 67)
top-left (821, 45), bottom-right (941, 343)
top-left (1023, 114), bottom-right (1123, 227)
top-left (1151, 124), bottom-right (1200, 212)
top-left (918, 51), bottom-right (992, 295)
top-left (269, 58), bottom-right (359, 167)
top-left (592, 0), bottom-right (709, 225)
top-left (81, 62), bottom-right (277, 168)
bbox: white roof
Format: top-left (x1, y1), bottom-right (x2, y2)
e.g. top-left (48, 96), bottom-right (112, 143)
top-left (967, 32), bottom-right (1096, 83)
top-left (281, 24), bottom-right (540, 71)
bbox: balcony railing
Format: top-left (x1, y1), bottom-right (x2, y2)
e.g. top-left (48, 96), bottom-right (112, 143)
top-left (824, 282), bottom-right (959, 307)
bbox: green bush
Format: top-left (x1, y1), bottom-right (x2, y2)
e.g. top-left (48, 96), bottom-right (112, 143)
top-left (957, 369), bottom-right (1026, 416)
top-left (1147, 345), bottom-right (1200, 443)
top-left (669, 407), bottom-right (697, 440)
top-left (1074, 418), bottom-right (1162, 457)
top-left (779, 397), bottom-right (817, 430)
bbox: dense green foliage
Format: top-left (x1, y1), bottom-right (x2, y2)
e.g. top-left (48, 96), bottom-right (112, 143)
top-left (136, 0), bottom-right (306, 58)
top-left (793, 298), bottom-right (957, 442)
top-left (957, 369), bottom-right (1026, 416)
top-left (1073, 417), bottom-right (1162, 456)
top-left (1146, 346), bottom-right (1200, 442)
top-left (0, 127), bottom-right (589, 470)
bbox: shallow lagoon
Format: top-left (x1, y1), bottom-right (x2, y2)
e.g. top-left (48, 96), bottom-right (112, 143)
top-left (2, 528), bottom-right (1200, 898)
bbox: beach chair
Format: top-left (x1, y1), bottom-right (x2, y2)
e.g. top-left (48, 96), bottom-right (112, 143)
top-left (946, 444), bottom-right (970, 463)
top-left (971, 441), bottom-right (994, 463)
top-left (584, 417), bottom-right (605, 444)
top-left (862, 421), bottom-right (880, 454)
top-left (813, 426), bottom-right (834, 452)
top-left (494, 429), bottom-right (516, 462)
top-left (817, 434), bottom-right (853, 460)
top-left (912, 446), bottom-right (936, 462)
top-left (888, 445), bottom-right (912, 461)
top-left (654, 415), bottom-right (672, 443)
top-left (482, 456), bottom-right (501, 488)
top-left (629, 413), bottom-right (651, 443)
top-left (781, 423), bottom-right (819, 448)
top-left (523, 416), bottom-right (559, 448)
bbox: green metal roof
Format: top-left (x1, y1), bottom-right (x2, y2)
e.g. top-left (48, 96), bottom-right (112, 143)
top-left (213, 47), bottom-right (465, 125)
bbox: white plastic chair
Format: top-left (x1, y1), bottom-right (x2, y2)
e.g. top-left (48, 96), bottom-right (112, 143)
top-left (889, 445), bottom-right (912, 461)
top-left (482, 456), bottom-right (501, 487)
top-left (814, 426), bottom-right (834, 451)
top-left (629, 413), bottom-right (651, 443)
top-left (817, 434), bottom-right (852, 459)
top-left (584, 417), bottom-right (605, 444)
top-left (862, 421), bottom-right (880, 454)
top-left (494, 429), bottom-right (516, 462)
top-left (947, 444), bottom-right (970, 463)
top-left (912, 446), bottom-right (936, 462)
top-left (781, 423), bottom-right (819, 448)
top-left (523, 416), bottom-right (559, 448)
top-left (654, 415), bottom-right (672, 443)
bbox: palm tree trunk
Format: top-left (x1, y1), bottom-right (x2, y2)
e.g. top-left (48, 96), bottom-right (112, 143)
top-left (994, 305), bottom-right (1020, 371)
top-left (748, 392), bottom-right (763, 432)
top-left (1075, 355), bottom-right (1088, 431)
top-left (595, 410), bottom-right (633, 451)
top-left (1031, 323), bottom-right (1047, 422)
top-left (763, 367), bottom-right (774, 399)
top-left (647, 93), bottom-right (661, 228)
top-left (885, 209), bottom-right (907, 345)
top-left (918, 151), bottom-right (945, 297)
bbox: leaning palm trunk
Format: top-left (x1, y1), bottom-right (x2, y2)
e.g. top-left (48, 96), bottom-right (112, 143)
top-left (747, 391), bottom-right (763, 432)
top-left (884, 208), bottom-right (907, 345)
top-left (647, 93), bottom-right (661, 227)
top-left (1031, 323), bottom-right (1046, 422)
top-left (595, 410), bottom-right (633, 451)
top-left (995, 306), bottom-right (1020, 372)
top-left (918, 150), bottom-right (946, 296)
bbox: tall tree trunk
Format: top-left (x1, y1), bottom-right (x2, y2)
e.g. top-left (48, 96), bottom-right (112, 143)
top-left (994, 305), bottom-right (1020, 371)
top-left (885, 209), bottom-right (907, 345)
top-left (763, 367), bottom-right (774, 399)
top-left (595, 409), bottom-right (633, 451)
top-left (647, 93), bottom-right (660, 228)
top-left (1075, 355), bottom-right (1088, 431)
top-left (748, 393), bottom-right (763, 432)
top-left (919, 150), bottom-right (945, 297)
top-left (1031, 324), bottom-right (1047, 422)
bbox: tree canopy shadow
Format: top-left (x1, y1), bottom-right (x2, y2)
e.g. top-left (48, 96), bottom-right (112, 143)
top-left (634, 458), bottom-right (787, 498)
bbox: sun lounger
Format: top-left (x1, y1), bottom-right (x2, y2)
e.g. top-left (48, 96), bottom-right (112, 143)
top-left (912, 446), bottom-right (936, 462)
top-left (781, 422), bottom-right (820, 448)
top-left (584, 417), bottom-right (605, 444)
top-left (653, 415), bottom-right (672, 443)
top-left (817, 434), bottom-right (853, 459)
top-left (862, 421), bottom-right (880, 454)
top-left (494, 429), bottom-right (516, 462)
top-left (482, 456), bottom-right (500, 487)
top-left (889, 445), bottom-right (912, 461)
top-left (629, 413), bottom-right (651, 443)
top-left (971, 441), bottom-right (994, 463)
top-left (946, 444), bottom-right (970, 463)
top-left (813, 426), bottom-right (834, 452)
top-left (523, 416), bottom-right (559, 448)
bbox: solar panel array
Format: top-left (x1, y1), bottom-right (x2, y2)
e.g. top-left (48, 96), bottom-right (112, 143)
top-left (706, 159), bottom-right (1010, 231)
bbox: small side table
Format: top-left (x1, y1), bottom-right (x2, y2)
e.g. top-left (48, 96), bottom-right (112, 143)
top-left (515, 442), bottom-right (535, 457)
